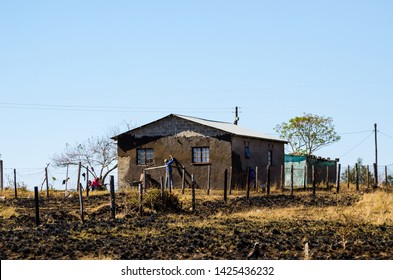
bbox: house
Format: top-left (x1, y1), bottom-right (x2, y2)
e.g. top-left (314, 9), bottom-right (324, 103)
top-left (284, 154), bottom-right (339, 188)
top-left (112, 114), bottom-right (287, 191)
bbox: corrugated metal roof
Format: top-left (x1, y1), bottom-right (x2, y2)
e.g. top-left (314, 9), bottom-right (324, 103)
top-left (113, 114), bottom-right (287, 143)
top-left (175, 114), bottom-right (287, 142)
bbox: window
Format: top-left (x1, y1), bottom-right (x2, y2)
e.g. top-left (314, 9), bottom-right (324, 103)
top-left (192, 147), bottom-right (210, 163)
top-left (244, 141), bottom-right (250, 159)
top-left (137, 148), bottom-right (154, 165)
top-left (267, 150), bottom-right (273, 166)
top-left (245, 146), bottom-right (251, 159)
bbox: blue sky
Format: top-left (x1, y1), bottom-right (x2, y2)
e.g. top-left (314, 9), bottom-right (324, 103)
top-left (1, 0), bottom-right (392, 188)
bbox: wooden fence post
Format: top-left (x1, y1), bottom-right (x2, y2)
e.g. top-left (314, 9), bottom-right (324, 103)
top-left (312, 165), bottom-right (316, 196)
top-left (34, 186), bottom-right (40, 226)
top-left (290, 165), bottom-right (294, 196)
top-left (281, 164), bottom-right (284, 191)
top-left (65, 164), bottom-right (69, 194)
top-left (78, 184), bottom-right (85, 224)
top-left (366, 165), bottom-right (370, 188)
top-left (246, 167), bottom-right (250, 199)
top-left (229, 167), bottom-right (233, 195)
top-left (336, 164), bottom-right (341, 194)
top-left (224, 169), bottom-right (228, 203)
top-left (207, 165), bottom-right (211, 195)
top-left (267, 165), bottom-right (271, 196)
top-left (77, 162), bottom-right (84, 223)
top-left (139, 183), bottom-right (143, 216)
top-left (191, 175), bottom-right (196, 211)
top-left (326, 166), bottom-right (329, 189)
top-left (347, 165), bottom-right (350, 189)
top-left (143, 169), bottom-right (147, 193)
top-left (0, 160), bottom-right (4, 191)
top-left (86, 166), bottom-right (89, 197)
top-left (160, 176), bottom-right (165, 201)
top-left (355, 163), bottom-right (359, 191)
top-left (45, 167), bottom-right (49, 200)
top-left (110, 175), bottom-right (116, 219)
top-left (13, 168), bottom-right (17, 199)
top-left (181, 167), bottom-right (185, 194)
top-left (255, 166), bottom-right (259, 192)
top-left (76, 162), bottom-right (81, 192)
top-left (385, 166), bottom-right (388, 186)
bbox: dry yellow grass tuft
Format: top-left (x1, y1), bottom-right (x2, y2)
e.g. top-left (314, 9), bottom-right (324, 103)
top-left (0, 205), bottom-right (19, 218)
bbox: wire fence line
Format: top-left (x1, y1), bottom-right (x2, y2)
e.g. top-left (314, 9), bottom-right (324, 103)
top-left (1, 164), bottom-right (117, 191)
top-left (0, 161), bottom-right (391, 193)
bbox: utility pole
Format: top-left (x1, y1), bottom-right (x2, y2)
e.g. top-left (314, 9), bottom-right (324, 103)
top-left (234, 106), bottom-right (240, 125)
top-left (374, 123), bottom-right (378, 187)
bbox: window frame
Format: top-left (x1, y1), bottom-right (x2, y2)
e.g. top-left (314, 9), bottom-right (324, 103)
top-left (137, 148), bottom-right (154, 165)
top-left (192, 146), bottom-right (210, 164)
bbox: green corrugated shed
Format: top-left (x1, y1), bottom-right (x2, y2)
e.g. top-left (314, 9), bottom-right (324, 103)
top-left (284, 155), bottom-right (338, 188)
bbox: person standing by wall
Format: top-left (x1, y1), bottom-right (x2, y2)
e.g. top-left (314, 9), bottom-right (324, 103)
top-left (164, 155), bottom-right (175, 190)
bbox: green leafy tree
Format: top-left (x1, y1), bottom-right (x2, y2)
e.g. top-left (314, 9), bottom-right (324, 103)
top-left (274, 113), bottom-right (341, 156)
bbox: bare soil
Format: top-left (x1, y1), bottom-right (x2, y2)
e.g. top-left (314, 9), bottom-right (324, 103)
top-left (1, 190), bottom-right (392, 260)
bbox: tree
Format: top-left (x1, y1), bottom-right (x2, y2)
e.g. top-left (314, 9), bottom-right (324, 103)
top-left (341, 158), bottom-right (374, 184)
top-left (274, 113), bottom-right (341, 156)
top-left (52, 132), bottom-right (118, 187)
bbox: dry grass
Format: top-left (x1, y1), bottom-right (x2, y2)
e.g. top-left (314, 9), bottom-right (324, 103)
top-left (0, 205), bottom-right (19, 218)
top-left (204, 189), bottom-right (393, 226)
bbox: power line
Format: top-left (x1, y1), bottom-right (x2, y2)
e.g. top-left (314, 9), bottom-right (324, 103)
top-left (379, 130), bottom-right (393, 141)
top-left (339, 132), bottom-right (374, 158)
top-left (339, 130), bottom-right (373, 135)
top-left (0, 102), bottom-right (232, 113)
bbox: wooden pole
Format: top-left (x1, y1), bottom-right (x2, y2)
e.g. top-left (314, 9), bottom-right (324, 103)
top-left (385, 166), bottom-right (388, 186)
top-left (246, 167), bottom-right (250, 199)
top-left (255, 166), bottom-right (259, 192)
top-left (326, 166), bottom-right (329, 189)
top-left (355, 163), bottom-right (359, 191)
top-left (267, 165), bottom-right (271, 196)
top-left (34, 186), bottom-right (40, 226)
top-left (139, 183), bottom-right (143, 216)
top-left (45, 167), bottom-right (49, 199)
top-left (65, 164), bottom-right (69, 193)
top-left (229, 167), bottom-right (233, 195)
top-left (367, 165), bottom-right (370, 188)
top-left (374, 123), bottom-right (378, 187)
top-left (224, 169), bottom-right (228, 203)
top-left (181, 166), bottom-right (185, 194)
top-left (86, 166), bottom-right (89, 197)
top-left (207, 165), bottom-right (211, 195)
top-left (336, 164), bottom-right (341, 194)
top-left (77, 162), bottom-right (84, 223)
top-left (143, 169), bottom-right (147, 193)
top-left (191, 175), bottom-right (196, 211)
top-left (303, 166), bottom-right (307, 190)
top-left (281, 164), bottom-right (284, 191)
top-left (0, 160), bottom-right (3, 191)
top-left (78, 184), bottom-right (84, 223)
top-left (312, 165), bottom-right (316, 196)
top-left (14, 168), bottom-right (17, 199)
top-left (76, 162), bottom-right (81, 191)
top-left (290, 165), bottom-right (294, 196)
top-left (110, 175), bottom-right (115, 219)
top-left (160, 176), bottom-right (165, 201)
top-left (347, 165), bottom-right (350, 189)
top-left (374, 163), bottom-right (378, 188)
